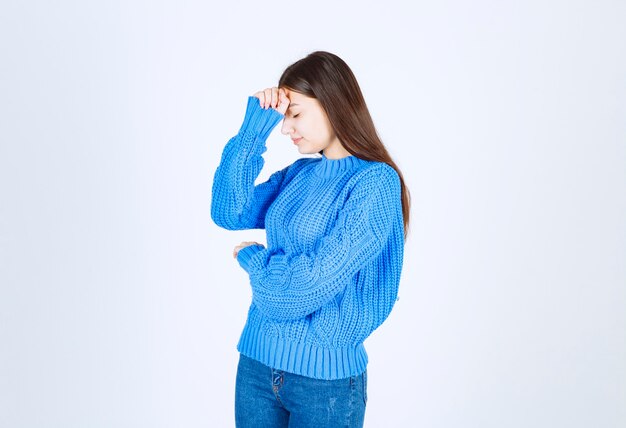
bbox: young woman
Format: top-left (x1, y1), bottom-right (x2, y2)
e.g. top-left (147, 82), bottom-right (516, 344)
top-left (211, 51), bottom-right (411, 427)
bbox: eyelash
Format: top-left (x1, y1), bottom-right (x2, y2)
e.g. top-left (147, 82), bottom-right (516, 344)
top-left (292, 113), bottom-right (299, 118)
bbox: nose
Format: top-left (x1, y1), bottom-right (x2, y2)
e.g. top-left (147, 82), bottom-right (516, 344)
top-left (281, 119), bottom-right (293, 136)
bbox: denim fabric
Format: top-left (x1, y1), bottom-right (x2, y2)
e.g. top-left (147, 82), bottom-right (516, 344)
top-left (235, 353), bottom-right (367, 427)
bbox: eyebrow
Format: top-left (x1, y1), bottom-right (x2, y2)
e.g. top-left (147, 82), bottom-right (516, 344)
top-left (288, 103), bottom-right (300, 108)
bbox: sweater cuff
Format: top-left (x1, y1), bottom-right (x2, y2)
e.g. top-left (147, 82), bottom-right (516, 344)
top-left (238, 96), bottom-right (285, 141)
top-left (237, 244), bottom-right (266, 272)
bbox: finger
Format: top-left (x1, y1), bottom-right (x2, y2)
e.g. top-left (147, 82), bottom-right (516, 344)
top-left (267, 87), bottom-right (278, 108)
top-left (264, 88), bottom-right (273, 108)
top-left (277, 89), bottom-right (289, 114)
top-left (254, 91), bottom-right (265, 108)
top-left (254, 91), bottom-right (266, 108)
top-left (280, 89), bottom-right (288, 104)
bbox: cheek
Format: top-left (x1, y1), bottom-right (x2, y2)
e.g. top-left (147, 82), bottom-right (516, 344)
top-left (295, 120), bottom-right (309, 137)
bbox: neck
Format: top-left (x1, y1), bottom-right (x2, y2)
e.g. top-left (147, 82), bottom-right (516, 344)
top-left (322, 139), bottom-right (352, 159)
top-left (314, 152), bottom-right (365, 178)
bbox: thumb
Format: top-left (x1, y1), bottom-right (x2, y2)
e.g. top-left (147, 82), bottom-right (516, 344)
top-left (275, 89), bottom-right (290, 115)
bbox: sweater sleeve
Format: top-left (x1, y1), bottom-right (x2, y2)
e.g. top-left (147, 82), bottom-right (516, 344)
top-left (210, 96), bottom-right (286, 230)
top-left (237, 163), bottom-right (402, 321)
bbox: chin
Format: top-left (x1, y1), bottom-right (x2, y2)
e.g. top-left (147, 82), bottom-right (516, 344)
top-left (298, 145), bottom-right (322, 155)
top-left (296, 146), bottom-right (311, 154)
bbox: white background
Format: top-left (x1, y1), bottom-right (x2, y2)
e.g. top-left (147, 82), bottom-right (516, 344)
top-left (1, 1), bottom-right (625, 427)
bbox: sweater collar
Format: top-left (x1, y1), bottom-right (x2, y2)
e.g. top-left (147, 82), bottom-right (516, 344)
top-left (313, 152), bottom-right (365, 178)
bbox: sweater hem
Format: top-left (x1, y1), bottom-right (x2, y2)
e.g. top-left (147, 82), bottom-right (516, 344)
top-left (236, 324), bottom-right (368, 380)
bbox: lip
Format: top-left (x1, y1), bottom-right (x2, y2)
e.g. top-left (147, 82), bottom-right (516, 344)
top-left (292, 137), bottom-right (303, 144)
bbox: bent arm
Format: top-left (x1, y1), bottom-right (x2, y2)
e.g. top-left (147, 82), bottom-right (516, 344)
top-left (236, 164), bottom-right (403, 321)
top-left (210, 96), bottom-right (285, 230)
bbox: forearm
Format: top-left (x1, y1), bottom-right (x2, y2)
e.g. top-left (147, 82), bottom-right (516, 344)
top-left (210, 96), bottom-right (285, 230)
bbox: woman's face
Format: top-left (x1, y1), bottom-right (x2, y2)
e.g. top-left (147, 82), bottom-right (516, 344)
top-left (280, 89), bottom-right (348, 158)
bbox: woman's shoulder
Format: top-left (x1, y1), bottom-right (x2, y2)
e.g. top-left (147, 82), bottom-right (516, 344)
top-left (353, 158), bottom-right (400, 185)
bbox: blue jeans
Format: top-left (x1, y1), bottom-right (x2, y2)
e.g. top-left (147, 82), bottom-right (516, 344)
top-left (235, 353), bottom-right (367, 427)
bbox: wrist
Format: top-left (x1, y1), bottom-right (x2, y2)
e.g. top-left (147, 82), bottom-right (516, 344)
top-left (236, 243), bottom-right (265, 271)
top-left (238, 96), bottom-right (284, 140)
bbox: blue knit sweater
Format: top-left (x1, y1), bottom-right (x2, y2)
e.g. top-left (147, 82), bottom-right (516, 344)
top-left (211, 95), bottom-right (405, 380)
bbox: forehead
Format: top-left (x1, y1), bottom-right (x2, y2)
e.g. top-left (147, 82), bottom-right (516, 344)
top-left (283, 89), bottom-right (315, 108)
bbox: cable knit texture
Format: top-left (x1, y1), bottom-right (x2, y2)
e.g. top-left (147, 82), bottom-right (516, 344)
top-left (211, 96), bottom-right (405, 380)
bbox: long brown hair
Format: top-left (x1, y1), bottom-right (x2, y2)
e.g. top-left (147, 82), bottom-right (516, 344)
top-left (278, 51), bottom-right (412, 239)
